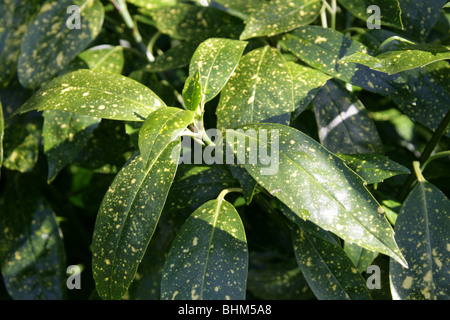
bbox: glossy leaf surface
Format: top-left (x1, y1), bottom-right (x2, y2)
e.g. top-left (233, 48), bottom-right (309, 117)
top-left (161, 198), bottom-right (248, 300)
top-left (16, 69), bottom-right (166, 121)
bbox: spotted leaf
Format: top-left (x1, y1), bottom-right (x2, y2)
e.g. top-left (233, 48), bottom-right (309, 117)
top-left (161, 197), bottom-right (248, 300)
top-left (0, 101), bottom-right (3, 177)
top-left (17, 0), bottom-right (104, 89)
top-left (165, 164), bottom-right (238, 213)
top-left (225, 123), bottom-right (407, 267)
top-left (216, 46), bottom-right (294, 130)
top-left (144, 41), bottom-right (201, 73)
top-left (240, 0), bottom-right (321, 40)
top-left (397, 0), bottom-right (447, 42)
top-left (313, 80), bottom-right (384, 154)
top-left (292, 226), bottom-right (372, 300)
top-left (390, 181), bottom-right (450, 300)
top-left (337, 0), bottom-right (403, 29)
top-left (138, 107), bottom-right (195, 162)
top-left (341, 45), bottom-right (450, 75)
top-left (142, 3), bottom-right (244, 41)
top-left (287, 61), bottom-right (331, 120)
top-left (92, 141), bottom-right (181, 300)
top-left (0, 174), bottom-right (66, 300)
top-left (16, 69), bottom-right (166, 121)
top-left (43, 110), bottom-right (100, 183)
top-left (189, 38), bottom-right (247, 103)
top-left (0, 0), bottom-right (41, 88)
top-left (78, 45), bottom-right (125, 74)
top-left (182, 71), bottom-right (204, 112)
top-left (337, 153), bottom-right (410, 185)
top-left (126, 0), bottom-right (176, 10)
top-left (395, 61), bottom-right (450, 137)
top-left (281, 26), bottom-right (410, 99)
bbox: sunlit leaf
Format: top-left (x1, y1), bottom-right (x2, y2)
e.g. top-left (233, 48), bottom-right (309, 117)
top-left (92, 141), bottom-right (180, 300)
top-left (240, 0), bottom-right (321, 40)
top-left (217, 46), bottom-right (294, 129)
top-left (224, 123), bottom-right (407, 267)
top-left (16, 69), bottom-right (166, 121)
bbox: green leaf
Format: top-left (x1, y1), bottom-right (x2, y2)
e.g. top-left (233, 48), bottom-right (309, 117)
top-left (92, 140), bottom-right (181, 300)
top-left (337, 153), bottom-right (410, 184)
top-left (281, 26), bottom-right (409, 99)
top-left (213, 0), bottom-right (267, 19)
top-left (313, 80), bottom-right (384, 154)
top-left (78, 45), bottom-right (125, 74)
top-left (337, 0), bottom-right (403, 29)
top-left (17, 0), bottom-right (104, 88)
top-left (287, 61), bottom-right (332, 119)
top-left (189, 38), bottom-right (247, 103)
top-left (161, 197), bottom-right (248, 300)
top-left (43, 110), bottom-right (100, 183)
top-left (182, 71), bottom-right (204, 112)
top-left (225, 123), bottom-right (407, 267)
top-left (144, 41), bottom-right (201, 73)
top-left (0, 101), bottom-right (4, 176)
top-left (292, 226), bottom-right (372, 300)
top-left (0, 174), bottom-right (66, 300)
top-left (216, 46), bottom-right (294, 130)
top-left (228, 164), bottom-right (258, 205)
top-left (343, 242), bottom-right (379, 273)
top-left (341, 45), bottom-right (450, 75)
top-left (397, 0), bottom-right (447, 41)
top-left (16, 69), bottom-right (166, 121)
top-left (395, 61), bottom-right (450, 137)
top-left (165, 164), bottom-right (238, 212)
top-left (0, 0), bottom-right (41, 88)
top-left (2, 120), bottom-right (40, 173)
top-left (390, 181), bottom-right (450, 300)
top-left (240, 0), bottom-right (321, 40)
top-left (142, 3), bottom-right (244, 41)
top-left (126, 0), bottom-right (177, 10)
top-left (138, 107), bottom-right (195, 161)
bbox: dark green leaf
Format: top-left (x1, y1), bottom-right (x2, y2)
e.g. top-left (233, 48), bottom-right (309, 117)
top-left (0, 101), bottom-right (3, 176)
top-left (240, 0), bottom-right (321, 40)
top-left (228, 164), bottom-right (258, 205)
top-left (292, 226), bottom-right (372, 300)
top-left (390, 181), bottom-right (450, 300)
top-left (138, 107), bottom-right (195, 161)
top-left (142, 3), bottom-right (244, 41)
top-left (313, 80), bottom-right (384, 154)
top-left (395, 61), bottom-right (450, 137)
top-left (189, 38), bottom-right (247, 103)
top-left (337, 0), bottom-right (403, 29)
top-left (337, 153), bottom-right (410, 184)
top-left (92, 141), bottom-right (180, 300)
top-left (2, 121), bottom-right (40, 173)
top-left (17, 0), bottom-right (104, 88)
top-left (43, 110), bottom-right (100, 183)
top-left (341, 45), bottom-right (450, 75)
top-left (397, 0), bottom-right (447, 41)
top-left (144, 41), bottom-right (201, 73)
top-left (343, 242), bottom-right (379, 273)
top-left (16, 69), bottom-right (166, 121)
top-left (165, 164), bottom-right (238, 212)
top-left (0, 174), bottom-right (66, 300)
top-left (161, 198), bottom-right (248, 300)
top-left (126, 0), bottom-right (176, 10)
top-left (217, 46), bottom-right (294, 130)
top-left (0, 0), bottom-right (41, 88)
top-left (225, 123), bottom-right (407, 266)
top-left (281, 26), bottom-right (410, 99)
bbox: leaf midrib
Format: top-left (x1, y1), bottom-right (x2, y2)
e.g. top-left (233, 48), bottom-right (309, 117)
top-left (231, 129), bottom-right (399, 258)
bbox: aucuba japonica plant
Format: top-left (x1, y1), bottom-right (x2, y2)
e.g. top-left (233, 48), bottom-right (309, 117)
top-left (0, 0), bottom-right (449, 301)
